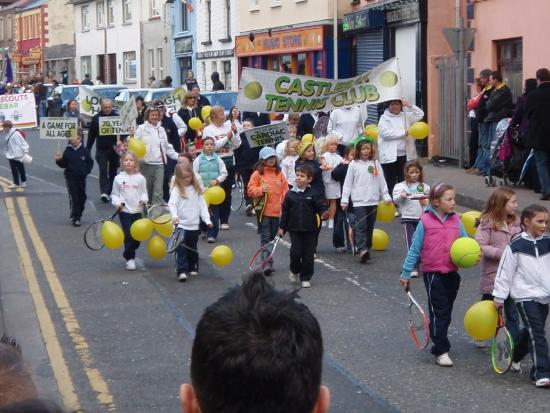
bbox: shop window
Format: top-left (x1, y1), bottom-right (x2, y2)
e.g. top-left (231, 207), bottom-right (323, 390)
top-left (297, 53), bottom-right (306, 75)
top-left (123, 51), bottom-right (137, 81)
top-left (122, 0), bottom-right (132, 23)
top-left (496, 38), bottom-right (522, 100)
top-left (178, 57), bottom-right (192, 86)
top-left (223, 61), bottom-right (231, 90)
top-left (107, 0), bottom-right (114, 26)
top-left (81, 6), bottom-right (90, 31)
top-left (97, 2), bottom-right (105, 28)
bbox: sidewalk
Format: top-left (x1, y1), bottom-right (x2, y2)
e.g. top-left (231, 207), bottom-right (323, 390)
top-left (422, 160), bottom-right (543, 211)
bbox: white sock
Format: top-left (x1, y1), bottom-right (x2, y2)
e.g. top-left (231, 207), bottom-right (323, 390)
top-left (328, 219), bottom-right (334, 229)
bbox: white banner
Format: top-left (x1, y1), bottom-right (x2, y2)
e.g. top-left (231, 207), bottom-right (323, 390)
top-left (156, 87), bottom-right (186, 112)
top-left (119, 98), bottom-right (138, 128)
top-left (79, 86), bottom-right (102, 118)
top-left (39, 117), bottom-right (78, 139)
top-left (236, 58), bottom-right (402, 114)
top-left (99, 117), bottom-right (130, 136)
top-left (242, 122), bottom-right (288, 148)
top-left (0, 93), bottom-right (37, 128)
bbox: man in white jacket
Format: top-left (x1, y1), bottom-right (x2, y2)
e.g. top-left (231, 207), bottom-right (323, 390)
top-left (3, 120), bottom-right (29, 189)
top-left (328, 106), bottom-right (364, 155)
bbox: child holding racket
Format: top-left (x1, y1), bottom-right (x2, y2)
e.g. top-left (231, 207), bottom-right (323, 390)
top-left (341, 139), bottom-right (392, 263)
top-left (111, 152), bottom-right (148, 271)
top-left (247, 147), bottom-right (288, 276)
top-left (392, 160), bottom-right (430, 277)
top-left (400, 183), bottom-right (469, 367)
top-left (331, 145), bottom-right (356, 253)
top-left (320, 134), bottom-right (343, 229)
top-left (168, 163), bottom-right (212, 282)
top-left (492, 204), bottom-right (550, 387)
top-left (279, 165), bottom-right (328, 288)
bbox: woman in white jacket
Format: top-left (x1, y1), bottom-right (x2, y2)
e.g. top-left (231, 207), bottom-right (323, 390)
top-left (3, 120), bottom-right (29, 189)
top-left (135, 106), bottom-right (179, 205)
top-left (377, 99), bottom-right (424, 195)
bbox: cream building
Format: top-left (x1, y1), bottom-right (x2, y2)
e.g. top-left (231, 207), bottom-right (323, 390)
top-left (45, 0), bottom-right (75, 81)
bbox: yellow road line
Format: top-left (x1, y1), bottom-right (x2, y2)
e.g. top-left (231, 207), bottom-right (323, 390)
top-left (3, 194), bottom-right (80, 411)
top-left (17, 196), bottom-right (117, 412)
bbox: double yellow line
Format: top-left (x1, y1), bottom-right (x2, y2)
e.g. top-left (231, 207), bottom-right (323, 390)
top-left (0, 178), bottom-right (116, 412)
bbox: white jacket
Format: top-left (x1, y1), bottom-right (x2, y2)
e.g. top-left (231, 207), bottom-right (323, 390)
top-left (135, 121), bottom-right (179, 165)
top-left (341, 159), bottom-right (391, 207)
top-left (168, 185), bottom-right (211, 230)
top-left (493, 233), bottom-right (550, 304)
top-left (392, 181), bottom-right (430, 220)
top-left (4, 128), bottom-right (29, 160)
top-left (205, 122), bottom-right (242, 160)
top-left (171, 112), bottom-right (187, 137)
top-left (328, 107), bottom-right (364, 145)
top-left (111, 171), bottom-right (148, 213)
top-left (377, 106), bottom-right (424, 164)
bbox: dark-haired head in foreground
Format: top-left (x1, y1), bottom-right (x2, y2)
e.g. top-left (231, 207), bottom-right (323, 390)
top-left (0, 336), bottom-right (38, 407)
top-left (180, 272), bottom-right (330, 413)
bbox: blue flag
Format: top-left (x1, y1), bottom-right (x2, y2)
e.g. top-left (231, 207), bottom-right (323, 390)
top-left (3, 54), bottom-right (13, 83)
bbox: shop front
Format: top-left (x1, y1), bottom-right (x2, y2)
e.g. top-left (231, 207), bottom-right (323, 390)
top-left (174, 36), bottom-right (194, 88)
top-left (12, 46), bottom-right (43, 79)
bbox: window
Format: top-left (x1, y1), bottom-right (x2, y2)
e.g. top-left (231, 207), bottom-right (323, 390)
top-left (0, 19), bottom-right (3, 41)
top-left (123, 51), bottom-right (137, 81)
top-left (7, 18), bottom-right (11, 40)
top-left (249, 0), bottom-right (259, 9)
top-left (148, 49), bottom-right (155, 77)
top-left (180, 1), bottom-right (188, 31)
top-left (80, 56), bottom-right (91, 79)
top-left (35, 14), bottom-right (40, 37)
top-left (150, 0), bottom-right (160, 18)
top-left (97, 2), bottom-right (105, 27)
top-left (223, 61), bottom-right (231, 90)
top-left (270, 0), bottom-right (282, 7)
top-left (157, 48), bottom-right (163, 79)
top-left (122, 0), bottom-right (132, 22)
top-left (225, 0), bottom-right (231, 38)
top-left (107, 0), bottom-right (114, 26)
top-left (205, 0), bottom-right (211, 42)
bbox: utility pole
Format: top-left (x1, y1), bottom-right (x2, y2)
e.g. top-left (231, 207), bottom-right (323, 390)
top-left (333, 0), bottom-right (338, 79)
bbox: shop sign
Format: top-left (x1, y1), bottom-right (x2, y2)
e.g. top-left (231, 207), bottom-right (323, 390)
top-left (175, 36), bottom-right (193, 54)
top-left (236, 27), bottom-right (324, 57)
top-left (386, 2), bottom-right (419, 24)
top-left (342, 9), bottom-right (384, 32)
top-left (196, 49), bottom-right (234, 60)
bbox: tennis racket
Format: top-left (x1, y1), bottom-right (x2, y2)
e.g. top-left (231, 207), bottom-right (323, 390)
top-left (167, 227), bottom-right (185, 253)
top-left (406, 286), bottom-right (430, 350)
top-left (83, 206), bottom-right (123, 251)
top-left (248, 236), bottom-right (282, 272)
top-left (313, 115), bottom-right (331, 138)
top-left (147, 204), bottom-right (172, 225)
top-left (491, 308), bottom-right (514, 374)
top-left (345, 215), bottom-right (355, 256)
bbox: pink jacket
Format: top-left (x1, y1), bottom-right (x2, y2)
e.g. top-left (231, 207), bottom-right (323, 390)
top-left (420, 210), bottom-right (461, 274)
top-left (474, 218), bottom-right (521, 294)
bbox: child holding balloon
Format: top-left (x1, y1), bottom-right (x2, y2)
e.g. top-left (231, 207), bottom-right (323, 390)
top-left (400, 182), bottom-right (469, 367)
top-left (341, 139), bottom-right (392, 263)
top-left (492, 204), bottom-right (550, 387)
top-left (168, 163), bottom-right (212, 282)
top-left (111, 152), bottom-right (148, 271)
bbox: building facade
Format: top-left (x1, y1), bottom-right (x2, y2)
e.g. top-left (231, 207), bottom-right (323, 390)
top-left (45, 0), bottom-right (75, 82)
top-left (141, 0), bottom-right (172, 87)
top-left (0, 0), bottom-right (21, 79)
top-left (13, 0), bottom-right (47, 79)
top-left (195, 0), bottom-right (239, 91)
top-left (171, 0), bottom-right (196, 87)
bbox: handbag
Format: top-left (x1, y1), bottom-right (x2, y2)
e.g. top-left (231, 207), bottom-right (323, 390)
top-left (21, 154), bottom-right (32, 164)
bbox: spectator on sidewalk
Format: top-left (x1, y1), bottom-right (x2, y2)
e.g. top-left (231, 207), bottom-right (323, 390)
top-left (465, 78), bottom-right (483, 171)
top-left (179, 272), bottom-right (330, 413)
top-left (184, 70), bottom-right (198, 91)
top-left (81, 74), bottom-right (93, 86)
top-left (210, 71), bottom-right (225, 91)
top-left (470, 69), bottom-right (493, 175)
top-left (526, 68), bottom-right (550, 201)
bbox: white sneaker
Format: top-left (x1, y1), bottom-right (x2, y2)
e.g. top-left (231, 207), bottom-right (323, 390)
top-left (301, 280), bottom-right (311, 288)
top-left (125, 259), bottom-right (136, 271)
top-left (289, 272), bottom-right (298, 283)
top-left (21, 182), bottom-right (27, 188)
top-left (510, 362), bottom-right (521, 372)
top-left (535, 377), bottom-right (550, 388)
top-left (220, 223), bottom-right (230, 230)
top-left (474, 340), bottom-right (487, 348)
top-left (190, 271), bottom-right (199, 276)
top-left (207, 237), bottom-right (216, 243)
top-left (7, 183), bottom-right (17, 189)
top-left (328, 219), bottom-right (334, 229)
top-left (100, 193), bottom-right (109, 203)
top-left (410, 270), bottom-right (419, 278)
top-left (178, 273), bottom-right (188, 282)
top-left (435, 353), bottom-right (454, 367)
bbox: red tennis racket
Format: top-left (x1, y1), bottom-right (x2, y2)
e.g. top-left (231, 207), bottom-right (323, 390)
top-left (406, 286), bottom-right (430, 350)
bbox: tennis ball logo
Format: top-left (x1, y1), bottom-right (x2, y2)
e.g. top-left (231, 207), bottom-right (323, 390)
top-left (379, 71), bottom-right (398, 88)
top-left (81, 99), bottom-right (93, 112)
top-left (244, 81), bottom-right (263, 100)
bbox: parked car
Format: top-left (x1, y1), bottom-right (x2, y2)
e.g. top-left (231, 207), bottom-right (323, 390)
top-left (144, 88), bottom-right (174, 104)
top-left (78, 85), bottom-right (126, 127)
top-left (47, 85), bottom-right (79, 116)
top-left (202, 91), bottom-right (238, 117)
top-left (114, 88), bottom-right (149, 107)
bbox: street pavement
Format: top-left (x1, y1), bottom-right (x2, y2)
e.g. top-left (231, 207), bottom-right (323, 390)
top-left (1, 129), bottom-right (549, 412)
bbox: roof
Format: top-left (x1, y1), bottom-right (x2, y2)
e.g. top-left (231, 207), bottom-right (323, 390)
top-left (17, 0), bottom-right (46, 11)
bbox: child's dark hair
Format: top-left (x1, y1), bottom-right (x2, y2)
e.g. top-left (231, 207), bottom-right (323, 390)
top-left (243, 117), bottom-right (255, 126)
top-left (202, 136), bottom-right (215, 145)
top-left (520, 204), bottom-right (549, 230)
top-left (296, 164), bottom-right (313, 178)
top-left (354, 139), bottom-right (376, 160)
top-left (404, 160), bottom-right (423, 184)
top-left (428, 182), bottom-right (454, 205)
top-left (256, 158), bottom-right (281, 175)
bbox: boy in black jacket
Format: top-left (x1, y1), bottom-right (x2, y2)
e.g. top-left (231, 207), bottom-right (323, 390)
top-left (55, 129), bottom-right (94, 226)
top-left (278, 165), bottom-right (327, 288)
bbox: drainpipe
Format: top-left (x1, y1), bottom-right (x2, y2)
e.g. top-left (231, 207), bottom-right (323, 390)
top-left (333, 0), bottom-right (338, 79)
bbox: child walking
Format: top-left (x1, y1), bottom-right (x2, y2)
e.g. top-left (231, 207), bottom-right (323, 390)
top-left (331, 145), bottom-right (355, 253)
top-left (279, 165), bottom-right (327, 288)
top-left (111, 152), bottom-right (148, 271)
top-left (3, 120), bottom-right (29, 189)
top-left (55, 128), bottom-right (94, 226)
top-left (192, 136), bottom-right (227, 243)
top-left (392, 160), bottom-right (430, 277)
top-left (281, 138), bottom-right (299, 188)
top-left (168, 164), bottom-right (212, 282)
top-left (320, 135), bottom-right (343, 229)
top-left (295, 141), bottom-right (325, 199)
top-left (475, 188), bottom-right (522, 352)
top-left (341, 139), bottom-right (392, 263)
top-left (400, 183), bottom-right (469, 367)
top-left (492, 204), bottom-right (550, 387)
top-left (247, 147), bottom-right (288, 275)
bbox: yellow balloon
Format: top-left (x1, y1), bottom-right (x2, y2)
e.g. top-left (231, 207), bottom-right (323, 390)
top-left (204, 186), bottom-right (225, 206)
top-left (188, 117), bottom-right (203, 131)
top-left (409, 121), bottom-right (430, 140)
top-left (130, 218), bottom-right (154, 241)
top-left (464, 300), bottom-right (498, 341)
top-left (316, 214), bottom-right (320, 228)
top-left (372, 228), bottom-right (390, 251)
top-left (147, 235), bottom-right (167, 260)
top-left (364, 124), bottom-right (378, 140)
top-left (302, 133), bottom-right (315, 143)
top-left (376, 202), bottom-right (396, 223)
top-left (201, 105), bottom-right (212, 120)
top-left (210, 245), bottom-right (233, 267)
top-left (461, 210), bottom-right (481, 237)
top-left (450, 237), bottom-right (481, 268)
top-left (153, 216), bottom-right (174, 238)
top-left (127, 138), bottom-right (146, 158)
top-left (101, 221), bottom-right (124, 249)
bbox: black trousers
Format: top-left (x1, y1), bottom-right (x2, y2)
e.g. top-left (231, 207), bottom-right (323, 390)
top-left (8, 159), bottom-right (26, 185)
top-left (220, 165), bottom-right (235, 224)
top-left (381, 155), bottom-right (407, 196)
top-left (237, 167), bottom-right (254, 205)
top-left (175, 229), bottom-right (200, 274)
top-left (468, 117), bottom-right (479, 168)
top-left (119, 212), bottom-right (142, 260)
top-left (354, 205), bottom-right (377, 252)
top-left (289, 231), bottom-right (317, 281)
top-left (163, 158), bottom-right (177, 202)
top-left (66, 176), bottom-right (87, 220)
top-left (95, 149), bottom-right (119, 195)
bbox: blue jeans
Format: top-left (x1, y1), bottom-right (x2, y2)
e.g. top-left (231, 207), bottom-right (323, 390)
top-left (119, 212), bottom-right (142, 260)
top-left (473, 122), bottom-right (489, 170)
top-left (534, 149), bottom-right (550, 194)
top-left (258, 216), bottom-right (279, 269)
top-left (476, 122), bottom-right (497, 174)
top-left (175, 229), bottom-right (199, 274)
top-left (200, 205), bottom-right (219, 239)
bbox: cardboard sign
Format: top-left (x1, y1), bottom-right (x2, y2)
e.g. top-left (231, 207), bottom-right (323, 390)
top-left (99, 117), bottom-right (129, 136)
top-left (236, 57), bottom-right (402, 114)
top-left (79, 86), bottom-right (102, 117)
top-left (119, 98), bottom-right (138, 128)
top-left (242, 122), bottom-right (288, 148)
top-left (156, 87), bottom-right (186, 111)
top-left (39, 117), bottom-right (78, 139)
top-left (0, 93), bottom-right (37, 128)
